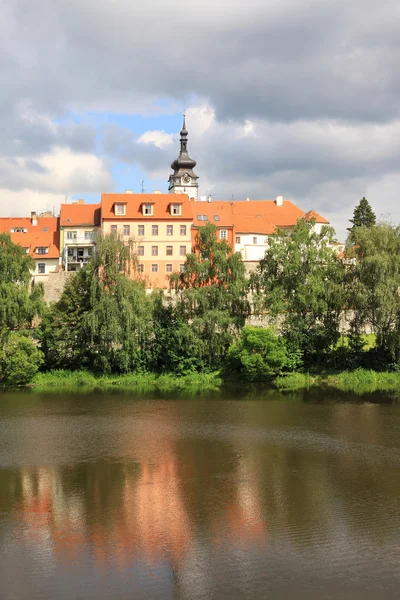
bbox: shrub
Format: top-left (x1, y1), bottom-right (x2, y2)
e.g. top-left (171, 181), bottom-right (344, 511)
top-left (0, 333), bottom-right (43, 386)
top-left (226, 326), bottom-right (296, 381)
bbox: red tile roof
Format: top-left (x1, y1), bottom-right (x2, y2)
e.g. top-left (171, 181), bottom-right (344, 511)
top-left (233, 215), bottom-right (276, 235)
top-left (0, 217), bottom-right (60, 259)
top-left (101, 193), bottom-right (193, 220)
top-left (60, 203), bottom-right (101, 227)
top-left (230, 200), bottom-right (306, 227)
top-left (302, 210), bottom-right (330, 224)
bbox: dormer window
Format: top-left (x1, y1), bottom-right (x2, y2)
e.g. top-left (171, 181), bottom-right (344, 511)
top-left (142, 203), bottom-right (154, 216)
top-left (115, 203), bottom-right (126, 216)
top-left (170, 203), bottom-right (182, 216)
top-left (35, 247), bottom-right (48, 255)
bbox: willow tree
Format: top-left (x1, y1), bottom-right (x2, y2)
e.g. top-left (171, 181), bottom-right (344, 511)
top-left (253, 219), bottom-right (346, 364)
top-left (166, 223), bottom-right (250, 370)
top-left (41, 234), bottom-right (154, 373)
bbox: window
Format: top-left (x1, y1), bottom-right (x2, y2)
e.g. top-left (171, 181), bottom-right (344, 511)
top-left (36, 247), bottom-right (47, 254)
top-left (38, 263), bottom-right (45, 274)
top-left (167, 225), bottom-right (173, 236)
top-left (88, 247), bottom-right (93, 256)
top-left (43, 227), bottom-right (48, 232)
top-left (151, 264), bottom-right (158, 272)
top-left (180, 225), bottom-right (187, 235)
top-left (123, 225), bottom-right (130, 236)
top-left (138, 225), bottom-right (145, 236)
top-left (213, 215), bottom-right (220, 221)
top-left (171, 204), bottom-right (181, 215)
top-left (179, 264), bottom-right (185, 272)
top-left (166, 246), bottom-right (173, 256)
top-left (152, 225), bottom-right (158, 235)
top-left (235, 236), bottom-right (241, 244)
top-left (138, 245), bottom-right (144, 256)
top-left (143, 204), bottom-right (153, 215)
top-left (115, 203), bottom-right (126, 216)
top-left (110, 225), bottom-right (117, 234)
top-left (180, 245), bottom-right (186, 256)
top-left (67, 231), bottom-right (77, 240)
top-left (220, 230), bottom-right (227, 240)
top-left (152, 246), bottom-right (158, 256)
top-left (253, 236), bottom-right (257, 244)
top-left (138, 264), bottom-right (144, 273)
top-left (203, 215), bottom-right (208, 221)
top-left (85, 231), bottom-right (95, 240)
top-left (166, 264), bottom-right (173, 272)
top-left (197, 215), bottom-right (203, 221)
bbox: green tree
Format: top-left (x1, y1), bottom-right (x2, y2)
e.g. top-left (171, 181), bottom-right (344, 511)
top-left (41, 234), bottom-right (154, 373)
top-left (0, 233), bottom-right (44, 332)
top-left (226, 326), bottom-right (296, 381)
top-left (253, 219), bottom-right (346, 364)
top-left (348, 197), bottom-right (376, 237)
top-left (0, 332), bottom-right (43, 386)
top-left (167, 223), bottom-right (250, 370)
top-left (347, 223), bottom-right (400, 366)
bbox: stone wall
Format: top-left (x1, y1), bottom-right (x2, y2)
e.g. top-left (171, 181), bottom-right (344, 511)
top-left (41, 271), bottom-right (75, 304)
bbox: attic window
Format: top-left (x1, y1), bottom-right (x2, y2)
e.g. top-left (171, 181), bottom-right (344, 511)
top-left (171, 203), bottom-right (182, 216)
top-left (10, 227), bottom-right (27, 233)
top-left (143, 204), bottom-right (154, 216)
top-left (66, 218), bottom-right (71, 223)
top-left (197, 215), bottom-right (208, 221)
top-left (35, 247), bottom-right (48, 255)
top-left (43, 227), bottom-right (48, 232)
top-left (115, 203), bottom-right (126, 216)
top-left (213, 215), bottom-right (220, 221)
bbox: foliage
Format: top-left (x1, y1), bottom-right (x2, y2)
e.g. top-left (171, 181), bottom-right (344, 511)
top-left (252, 219), bottom-right (346, 364)
top-left (346, 223), bottom-right (400, 367)
top-left (0, 233), bottom-right (44, 331)
top-left (41, 234), bottom-right (155, 373)
top-left (273, 372), bottom-right (315, 391)
top-left (32, 369), bottom-right (222, 394)
top-left (168, 223), bottom-right (251, 370)
top-left (226, 326), bottom-right (299, 381)
top-left (0, 332), bottom-right (43, 386)
top-left (347, 197), bottom-right (376, 238)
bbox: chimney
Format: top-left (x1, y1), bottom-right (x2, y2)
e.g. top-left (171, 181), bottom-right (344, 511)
top-left (31, 211), bottom-right (37, 226)
top-left (153, 190), bottom-right (161, 194)
top-left (207, 195), bottom-right (212, 203)
top-left (246, 197), bottom-right (250, 201)
top-left (276, 195), bottom-right (283, 206)
top-left (125, 190), bottom-right (133, 194)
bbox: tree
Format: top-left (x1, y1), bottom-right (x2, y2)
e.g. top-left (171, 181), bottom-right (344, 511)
top-left (226, 326), bottom-right (295, 381)
top-left (253, 219), bottom-right (346, 364)
top-left (167, 223), bottom-right (251, 370)
top-left (347, 223), bottom-right (400, 366)
top-left (0, 332), bottom-right (43, 386)
top-left (348, 197), bottom-right (376, 236)
top-left (41, 234), bottom-right (155, 373)
top-left (0, 233), bottom-right (44, 332)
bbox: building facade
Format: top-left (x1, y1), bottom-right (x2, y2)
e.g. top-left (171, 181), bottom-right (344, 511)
top-left (60, 201), bottom-right (101, 271)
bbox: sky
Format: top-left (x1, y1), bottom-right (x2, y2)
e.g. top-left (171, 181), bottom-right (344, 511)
top-left (1, 0), bottom-right (400, 240)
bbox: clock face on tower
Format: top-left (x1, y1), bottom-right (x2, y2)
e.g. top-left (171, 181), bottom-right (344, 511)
top-left (181, 174), bottom-right (191, 185)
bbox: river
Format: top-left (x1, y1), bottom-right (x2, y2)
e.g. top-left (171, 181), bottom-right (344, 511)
top-left (0, 388), bottom-right (400, 599)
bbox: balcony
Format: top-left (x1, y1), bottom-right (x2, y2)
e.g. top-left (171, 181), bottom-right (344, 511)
top-left (65, 234), bottom-right (95, 245)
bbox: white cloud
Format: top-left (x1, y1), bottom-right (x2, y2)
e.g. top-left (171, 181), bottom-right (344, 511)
top-left (137, 130), bottom-right (174, 149)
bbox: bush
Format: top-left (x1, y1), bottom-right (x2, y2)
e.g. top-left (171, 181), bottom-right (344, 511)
top-left (0, 333), bottom-right (43, 386)
top-left (226, 326), bottom-right (296, 381)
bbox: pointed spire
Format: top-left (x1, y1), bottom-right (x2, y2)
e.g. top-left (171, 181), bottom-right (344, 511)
top-left (171, 112), bottom-right (196, 171)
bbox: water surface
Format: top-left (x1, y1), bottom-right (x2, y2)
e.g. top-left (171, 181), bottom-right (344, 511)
top-left (1, 388), bottom-right (400, 599)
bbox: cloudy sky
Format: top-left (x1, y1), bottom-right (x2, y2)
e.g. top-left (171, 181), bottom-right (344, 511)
top-left (2, 0), bottom-right (400, 239)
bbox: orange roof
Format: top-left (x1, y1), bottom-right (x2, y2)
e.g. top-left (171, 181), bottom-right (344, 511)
top-left (0, 216), bottom-right (60, 259)
top-left (101, 193), bottom-right (193, 220)
top-left (302, 210), bottom-right (330, 224)
top-left (230, 200), bottom-right (305, 227)
top-left (191, 201), bottom-right (234, 227)
top-left (60, 203), bottom-right (101, 227)
top-left (233, 215), bottom-right (276, 235)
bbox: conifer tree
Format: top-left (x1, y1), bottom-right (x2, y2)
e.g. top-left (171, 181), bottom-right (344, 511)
top-left (348, 197), bottom-right (376, 234)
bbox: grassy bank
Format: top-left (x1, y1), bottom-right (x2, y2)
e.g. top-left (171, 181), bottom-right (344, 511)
top-left (32, 370), bottom-right (222, 394)
top-left (274, 368), bottom-right (400, 394)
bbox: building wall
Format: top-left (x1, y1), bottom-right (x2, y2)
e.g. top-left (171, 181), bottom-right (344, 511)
top-left (32, 258), bottom-right (59, 283)
top-left (61, 226), bottom-right (99, 270)
top-left (103, 219), bottom-right (192, 287)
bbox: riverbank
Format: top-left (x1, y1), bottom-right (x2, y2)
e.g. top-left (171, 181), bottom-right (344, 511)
top-left (274, 369), bottom-right (400, 394)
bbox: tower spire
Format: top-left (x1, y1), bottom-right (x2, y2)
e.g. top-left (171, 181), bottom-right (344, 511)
top-left (168, 112), bottom-right (199, 199)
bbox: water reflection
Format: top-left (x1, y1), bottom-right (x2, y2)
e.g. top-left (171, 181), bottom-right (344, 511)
top-left (1, 395), bottom-right (400, 598)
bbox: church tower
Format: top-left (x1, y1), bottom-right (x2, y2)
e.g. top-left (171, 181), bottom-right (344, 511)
top-left (168, 113), bottom-right (199, 200)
